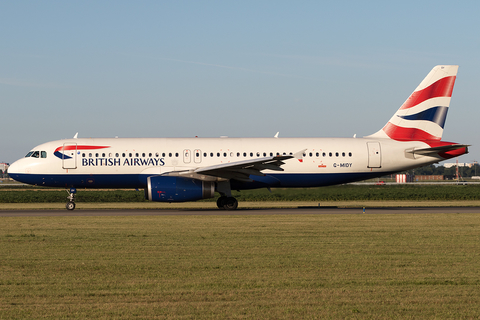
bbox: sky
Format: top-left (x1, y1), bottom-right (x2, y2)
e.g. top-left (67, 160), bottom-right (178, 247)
top-left (1, 1), bottom-right (479, 165)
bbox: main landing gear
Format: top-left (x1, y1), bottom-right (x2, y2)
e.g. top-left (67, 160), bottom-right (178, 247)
top-left (216, 181), bottom-right (238, 210)
top-left (216, 196), bottom-right (238, 210)
top-left (66, 188), bottom-right (76, 211)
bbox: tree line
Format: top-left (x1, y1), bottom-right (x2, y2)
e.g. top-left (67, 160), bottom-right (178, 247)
top-left (407, 163), bottom-right (479, 178)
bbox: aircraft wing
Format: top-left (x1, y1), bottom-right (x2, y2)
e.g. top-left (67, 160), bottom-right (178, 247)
top-left (161, 151), bottom-right (304, 182)
top-left (194, 155), bottom-right (293, 182)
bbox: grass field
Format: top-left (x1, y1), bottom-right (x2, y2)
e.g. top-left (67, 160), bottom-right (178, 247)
top-left (1, 184), bottom-right (480, 204)
top-left (1, 213), bottom-right (480, 319)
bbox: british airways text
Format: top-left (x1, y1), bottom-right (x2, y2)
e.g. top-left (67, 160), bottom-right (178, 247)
top-left (82, 157), bottom-right (165, 167)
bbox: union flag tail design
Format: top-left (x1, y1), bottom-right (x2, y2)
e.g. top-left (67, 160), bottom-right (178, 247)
top-left (368, 65), bottom-right (458, 141)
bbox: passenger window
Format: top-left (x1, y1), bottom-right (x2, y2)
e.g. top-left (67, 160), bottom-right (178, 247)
top-left (90, 153), bottom-right (93, 157)
top-left (102, 153), bottom-right (106, 157)
top-left (224, 152), bottom-right (227, 157)
top-left (270, 152), bottom-right (273, 157)
top-left (210, 152), bottom-right (214, 157)
top-left (122, 153), bottom-right (126, 157)
top-left (250, 152), bottom-right (254, 157)
top-left (217, 152), bottom-right (220, 157)
top-left (135, 153), bottom-right (139, 157)
top-left (316, 152), bottom-right (319, 157)
top-left (116, 153), bottom-right (119, 157)
top-left (323, 152), bottom-right (326, 157)
top-left (256, 152), bottom-right (260, 157)
top-left (309, 152), bottom-right (312, 157)
top-left (335, 152), bottom-right (339, 157)
top-left (243, 152), bottom-right (247, 157)
top-left (142, 153), bottom-right (146, 157)
top-left (203, 152), bottom-right (207, 157)
top-left (329, 152), bottom-right (332, 157)
top-left (41, 151), bottom-right (47, 158)
top-left (349, 152), bottom-right (352, 157)
top-left (342, 152), bottom-right (345, 157)
top-left (162, 153), bottom-right (166, 157)
top-left (169, 153), bottom-right (172, 157)
top-left (175, 153), bottom-right (179, 157)
top-left (263, 152), bottom-right (266, 157)
top-left (237, 152), bottom-right (240, 157)
top-left (82, 153), bottom-right (86, 158)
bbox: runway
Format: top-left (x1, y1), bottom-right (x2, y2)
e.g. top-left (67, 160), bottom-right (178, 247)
top-left (1, 206), bottom-right (480, 217)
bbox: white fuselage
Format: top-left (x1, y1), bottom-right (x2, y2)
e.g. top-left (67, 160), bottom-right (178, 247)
top-left (8, 137), bottom-right (444, 189)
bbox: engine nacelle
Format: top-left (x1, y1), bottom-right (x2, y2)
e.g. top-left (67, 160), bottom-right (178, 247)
top-left (146, 176), bottom-right (215, 202)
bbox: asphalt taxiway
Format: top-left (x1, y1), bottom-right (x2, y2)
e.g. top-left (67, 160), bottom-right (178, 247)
top-left (1, 207), bottom-right (480, 217)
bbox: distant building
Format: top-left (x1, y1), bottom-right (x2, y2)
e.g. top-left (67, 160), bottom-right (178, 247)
top-left (0, 163), bottom-right (9, 174)
top-left (396, 174), bottom-right (414, 183)
top-left (415, 175), bottom-right (444, 181)
top-left (443, 162), bottom-right (475, 168)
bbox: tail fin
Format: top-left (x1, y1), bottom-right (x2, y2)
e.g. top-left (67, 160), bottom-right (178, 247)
top-left (367, 65), bottom-right (458, 141)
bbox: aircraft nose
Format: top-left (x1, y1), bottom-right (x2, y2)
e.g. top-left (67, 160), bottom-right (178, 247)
top-left (8, 161), bottom-right (20, 174)
top-left (7, 159), bottom-right (26, 182)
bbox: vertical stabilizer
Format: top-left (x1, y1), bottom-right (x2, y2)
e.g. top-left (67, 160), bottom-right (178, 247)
top-left (367, 65), bottom-right (458, 141)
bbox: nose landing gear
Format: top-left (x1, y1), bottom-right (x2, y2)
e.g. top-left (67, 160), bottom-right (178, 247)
top-left (66, 188), bottom-right (76, 210)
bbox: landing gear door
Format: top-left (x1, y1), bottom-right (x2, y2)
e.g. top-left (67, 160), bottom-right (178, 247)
top-left (62, 143), bottom-right (77, 169)
top-left (367, 142), bottom-right (381, 168)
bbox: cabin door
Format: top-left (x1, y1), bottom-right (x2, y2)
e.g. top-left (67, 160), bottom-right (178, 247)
top-left (62, 143), bottom-right (77, 169)
top-left (367, 142), bottom-right (381, 168)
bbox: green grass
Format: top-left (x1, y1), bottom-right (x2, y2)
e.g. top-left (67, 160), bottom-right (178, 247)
top-left (1, 184), bottom-right (480, 203)
top-left (1, 213), bottom-right (480, 318)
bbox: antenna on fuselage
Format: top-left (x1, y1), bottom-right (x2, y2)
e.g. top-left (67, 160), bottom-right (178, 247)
top-left (73, 132), bottom-right (78, 139)
top-left (274, 132), bottom-right (279, 138)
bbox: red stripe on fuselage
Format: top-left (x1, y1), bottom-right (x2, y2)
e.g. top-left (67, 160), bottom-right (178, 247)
top-left (54, 145), bottom-right (110, 152)
top-left (399, 76), bottom-right (456, 110)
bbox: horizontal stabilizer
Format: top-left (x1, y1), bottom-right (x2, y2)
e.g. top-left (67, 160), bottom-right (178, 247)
top-left (406, 144), bottom-right (469, 160)
top-left (409, 144), bottom-right (469, 155)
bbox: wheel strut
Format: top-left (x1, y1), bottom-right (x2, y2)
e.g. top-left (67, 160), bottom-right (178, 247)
top-left (66, 188), bottom-right (77, 211)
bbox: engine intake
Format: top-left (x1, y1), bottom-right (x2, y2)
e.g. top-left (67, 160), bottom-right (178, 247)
top-left (146, 176), bottom-right (215, 202)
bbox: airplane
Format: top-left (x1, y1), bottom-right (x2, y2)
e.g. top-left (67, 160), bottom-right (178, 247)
top-left (8, 65), bottom-right (468, 210)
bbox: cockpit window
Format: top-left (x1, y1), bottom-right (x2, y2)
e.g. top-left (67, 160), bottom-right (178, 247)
top-left (25, 150), bottom-right (47, 158)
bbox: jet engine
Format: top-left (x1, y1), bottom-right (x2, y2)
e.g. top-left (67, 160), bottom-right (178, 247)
top-left (146, 176), bottom-right (215, 202)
